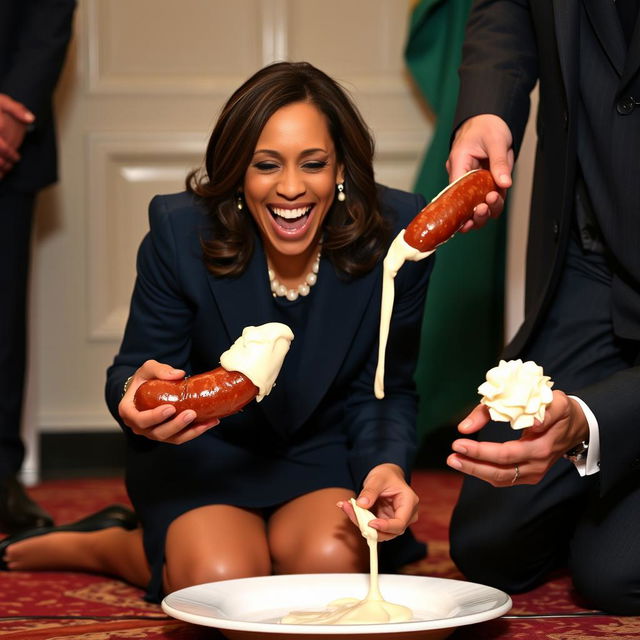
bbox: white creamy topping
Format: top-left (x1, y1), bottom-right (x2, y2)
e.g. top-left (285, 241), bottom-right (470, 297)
top-left (374, 230), bottom-right (433, 399)
top-left (280, 594), bottom-right (412, 625)
top-left (478, 359), bottom-right (554, 429)
top-left (349, 498), bottom-right (378, 543)
top-left (219, 322), bottom-right (294, 402)
top-left (280, 498), bottom-right (413, 625)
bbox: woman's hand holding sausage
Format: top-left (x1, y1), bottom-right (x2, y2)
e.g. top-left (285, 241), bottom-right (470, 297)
top-left (118, 360), bottom-right (219, 444)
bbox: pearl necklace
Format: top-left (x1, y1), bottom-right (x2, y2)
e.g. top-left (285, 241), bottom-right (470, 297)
top-left (269, 250), bottom-right (321, 301)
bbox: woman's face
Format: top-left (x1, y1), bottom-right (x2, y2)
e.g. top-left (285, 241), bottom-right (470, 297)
top-left (243, 101), bottom-right (343, 259)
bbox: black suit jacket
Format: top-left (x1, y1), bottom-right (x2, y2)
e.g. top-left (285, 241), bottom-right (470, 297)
top-left (0, 0), bottom-right (76, 193)
top-left (453, 0), bottom-right (640, 493)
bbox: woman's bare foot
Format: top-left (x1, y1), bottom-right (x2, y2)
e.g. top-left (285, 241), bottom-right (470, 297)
top-left (4, 527), bottom-right (134, 574)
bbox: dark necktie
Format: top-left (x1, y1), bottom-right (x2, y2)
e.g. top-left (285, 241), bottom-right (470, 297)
top-left (616, 0), bottom-right (639, 46)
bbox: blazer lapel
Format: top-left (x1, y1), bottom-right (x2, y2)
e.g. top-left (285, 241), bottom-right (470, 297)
top-left (290, 258), bottom-right (380, 429)
top-left (553, 0), bottom-right (581, 108)
top-left (206, 234), bottom-right (380, 434)
top-left (581, 0), bottom-right (627, 75)
top-left (206, 237), bottom-right (297, 436)
top-left (620, 17), bottom-right (640, 89)
top-left (206, 237), bottom-right (273, 347)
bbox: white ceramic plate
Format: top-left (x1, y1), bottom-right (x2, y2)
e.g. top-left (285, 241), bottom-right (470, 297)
top-left (162, 573), bottom-right (511, 638)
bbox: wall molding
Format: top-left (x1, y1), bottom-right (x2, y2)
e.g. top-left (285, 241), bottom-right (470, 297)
top-left (85, 0), bottom-right (265, 95)
top-left (86, 132), bottom-right (206, 342)
top-left (38, 410), bottom-right (119, 433)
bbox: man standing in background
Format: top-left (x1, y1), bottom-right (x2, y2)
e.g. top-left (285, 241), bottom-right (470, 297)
top-left (446, 0), bottom-right (640, 615)
top-left (0, 0), bottom-right (76, 532)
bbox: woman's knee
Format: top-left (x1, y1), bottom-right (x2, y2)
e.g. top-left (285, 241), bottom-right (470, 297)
top-left (164, 552), bottom-right (271, 593)
top-left (163, 504), bottom-right (271, 592)
top-left (274, 533), bottom-right (367, 574)
top-left (269, 488), bottom-right (367, 574)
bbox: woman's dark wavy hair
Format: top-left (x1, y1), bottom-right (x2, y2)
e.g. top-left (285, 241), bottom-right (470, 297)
top-left (187, 61), bottom-right (391, 278)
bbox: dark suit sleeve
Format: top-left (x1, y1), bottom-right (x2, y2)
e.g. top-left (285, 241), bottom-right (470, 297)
top-left (575, 368), bottom-right (640, 495)
top-left (344, 193), bottom-right (434, 488)
top-left (453, 0), bottom-right (538, 155)
top-left (1, 0), bottom-right (76, 124)
top-left (105, 196), bottom-right (196, 425)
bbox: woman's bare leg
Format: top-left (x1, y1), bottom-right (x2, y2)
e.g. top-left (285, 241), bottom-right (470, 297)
top-left (163, 505), bottom-right (271, 594)
top-left (268, 488), bottom-right (368, 574)
top-left (3, 527), bottom-right (150, 588)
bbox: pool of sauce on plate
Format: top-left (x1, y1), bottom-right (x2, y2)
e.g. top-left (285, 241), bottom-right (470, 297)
top-left (279, 499), bottom-right (412, 625)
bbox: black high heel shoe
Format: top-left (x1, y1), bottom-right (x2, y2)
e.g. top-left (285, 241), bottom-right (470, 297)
top-left (0, 475), bottom-right (54, 533)
top-left (0, 504), bottom-right (138, 570)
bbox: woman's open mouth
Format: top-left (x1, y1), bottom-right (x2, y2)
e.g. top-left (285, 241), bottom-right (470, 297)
top-left (268, 205), bottom-right (314, 235)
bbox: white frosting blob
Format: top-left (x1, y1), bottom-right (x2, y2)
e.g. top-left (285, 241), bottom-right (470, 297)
top-left (478, 359), bottom-right (554, 429)
top-left (219, 322), bottom-right (294, 402)
top-left (374, 230), bottom-right (433, 399)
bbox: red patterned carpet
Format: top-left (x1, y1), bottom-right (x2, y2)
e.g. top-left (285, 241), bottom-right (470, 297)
top-left (0, 472), bottom-right (639, 639)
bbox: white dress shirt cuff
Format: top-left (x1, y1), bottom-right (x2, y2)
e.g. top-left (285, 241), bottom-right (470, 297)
top-left (568, 395), bottom-right (601, 476)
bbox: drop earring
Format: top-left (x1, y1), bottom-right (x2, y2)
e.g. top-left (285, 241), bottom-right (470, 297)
top-left (337, 182), bottom-right (346, 202)
top-left (236, 193), bottom-right (243, 210)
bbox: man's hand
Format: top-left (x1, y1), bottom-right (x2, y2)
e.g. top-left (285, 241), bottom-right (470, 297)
top-left (447, 390), bottom-right (590, 486)
top-left (446, 114), bottom-right (514, 231)
top-left (0, 94), bottom-right (35, 178)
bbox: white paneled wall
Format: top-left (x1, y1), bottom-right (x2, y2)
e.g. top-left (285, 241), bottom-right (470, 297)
top-left (24, 0), bottom-right (532, 482)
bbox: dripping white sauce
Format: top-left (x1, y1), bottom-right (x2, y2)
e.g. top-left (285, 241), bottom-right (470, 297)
top-left (374, 231), bottom-right (433, 399)
top-left (374, 170), bottom-right (481, 399)
top-left (280, 499), bottom-right (412, 625)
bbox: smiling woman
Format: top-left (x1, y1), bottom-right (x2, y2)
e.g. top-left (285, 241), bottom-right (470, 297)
top-left (188, 61), bottom-right (390, 282)
top-left (0, 61), bottom-right (435, 609)
top-left (243, 101), bottom-right (342, 294)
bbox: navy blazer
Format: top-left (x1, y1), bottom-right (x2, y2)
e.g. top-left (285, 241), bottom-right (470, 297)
top-left (0, 0), bottom-right (75, 192)
top-left (106, 186), bottom-right (433, 511)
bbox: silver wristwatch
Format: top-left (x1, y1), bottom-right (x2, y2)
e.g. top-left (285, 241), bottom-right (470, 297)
top-left (564, 441), bottom-right (589, 464)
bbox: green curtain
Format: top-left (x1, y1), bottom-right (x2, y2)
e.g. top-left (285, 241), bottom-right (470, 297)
top-left (404, 0), bottom-right (506, 440)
